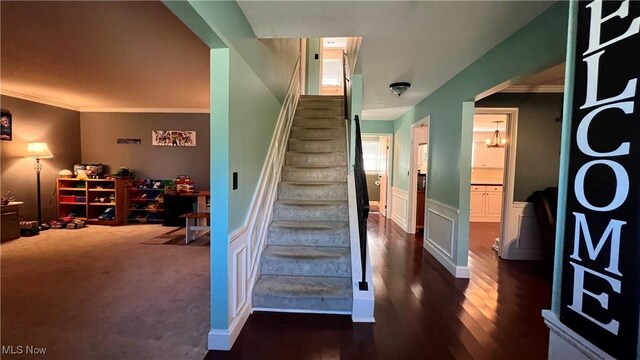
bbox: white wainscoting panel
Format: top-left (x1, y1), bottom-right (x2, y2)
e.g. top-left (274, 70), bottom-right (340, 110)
top-left (424, 199), bottom-right (469, 278)
top-left (209, 226), bottom-right (251, 350)
top-left (391, 187), bottom-right (409, 232)
top-left (502, 202), bottom-right (542, 260)
top-left (232, 244), bottom-right (248, 317)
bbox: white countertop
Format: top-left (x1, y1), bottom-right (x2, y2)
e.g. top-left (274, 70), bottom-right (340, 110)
top-left (471, 181), bottom-right (503, 185)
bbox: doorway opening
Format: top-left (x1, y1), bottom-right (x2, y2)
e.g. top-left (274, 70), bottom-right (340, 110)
top-left (362, 134), bottom-right (392, 218)
top-left (320, 37), bottom-right (347, 95)
top-left (469, 111), bottom-right (513, 255)
top-left (407, 117), bottom-right (429, 234)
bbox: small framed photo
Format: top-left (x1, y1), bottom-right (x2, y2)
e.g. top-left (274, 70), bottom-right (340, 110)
top-left (1, 112), bottom-right (12, 141)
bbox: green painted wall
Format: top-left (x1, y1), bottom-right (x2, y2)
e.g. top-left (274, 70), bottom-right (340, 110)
top-left (392, 2), bottom-right (569, 210)
top-left (361, 120), bottom-right (394, 134)
top-left (209, 48), bottom-right (231, 329)
top-left (306, 38), bottom-right (321, 95)
top-left (228, 48), bottom-right (282, 231)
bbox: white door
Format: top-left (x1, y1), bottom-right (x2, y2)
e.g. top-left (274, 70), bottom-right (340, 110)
top-left (378, 136), bottom-right (389, 217)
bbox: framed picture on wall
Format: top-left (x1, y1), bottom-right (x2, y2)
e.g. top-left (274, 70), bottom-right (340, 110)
top-left (1, 112), bottom-right (12, 141)
top-left (152, 130), bottom-right (196, 147)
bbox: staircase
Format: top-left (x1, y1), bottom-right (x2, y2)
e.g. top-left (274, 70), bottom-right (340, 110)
top-left (252, 95), bottom-right (352, 313)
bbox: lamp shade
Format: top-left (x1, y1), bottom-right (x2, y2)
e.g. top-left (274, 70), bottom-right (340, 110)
top-left (27, 142), bottom-right (54, 159)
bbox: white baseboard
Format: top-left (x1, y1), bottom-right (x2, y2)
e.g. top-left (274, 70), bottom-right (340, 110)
top-left (208, 302), bottom-right (251, 350)
top-left (423, 239), bottom-right (470, 278)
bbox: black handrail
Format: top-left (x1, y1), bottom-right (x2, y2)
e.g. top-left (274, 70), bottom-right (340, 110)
top-left (353, 114), bottom-right (369, 291)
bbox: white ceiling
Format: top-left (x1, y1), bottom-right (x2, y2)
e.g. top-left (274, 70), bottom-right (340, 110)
top-left (238, 0), bottom-right (555, 120)
top-left (0, 1), bottom-right (210, 112)
top-left (474, 114), bottom-right (508, 132)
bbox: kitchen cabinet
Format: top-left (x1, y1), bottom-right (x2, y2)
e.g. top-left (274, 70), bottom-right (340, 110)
top-left (472, 142), bottom-right (505, 168)
top-left (470, 185), bottom-right (503, 222)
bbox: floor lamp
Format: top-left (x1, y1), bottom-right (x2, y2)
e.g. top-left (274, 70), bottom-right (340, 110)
top-left (27, 142), bottom-right (54, 230)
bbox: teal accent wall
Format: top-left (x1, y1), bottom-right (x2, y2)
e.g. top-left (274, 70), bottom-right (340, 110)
top-left (228, 49), bottom-right (282, 231)
top-left (209, 48), bottom-right (231, 329)
top-left (306, 38), bottom-right (321, 95)
top-left (361, 120), bottom-right (394, 134)
top-left (392, 2), bottom-right (569, 209)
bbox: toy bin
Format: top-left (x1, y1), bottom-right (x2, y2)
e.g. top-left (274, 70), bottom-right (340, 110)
top-left (60, 195), bottom-right (76, 202)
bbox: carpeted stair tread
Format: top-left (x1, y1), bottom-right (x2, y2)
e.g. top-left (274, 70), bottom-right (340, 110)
top-left (268, 221), bottom-right (349, 247)
top-left (278, 182), bottom-right (347, 201)
top-left (288, 139), bottom-right (346, 153)
top-left (290, 127), bottom-right (345, 140)
top-left (260, 245), bottom-right (351, 277)
top-left (276, 199), bottom-right (348, 205)
top-left (253, 275), bottom-right (352, 312)
top-left (285, 151), bottom-right (346, 166)
top-left (255, 95), bottom-right (352, 315)
top-left (273, 200), bottom-right (348, 222)
top-left (280, 181), bottom-right (346, 185)
top-left (282, 166), bottom-right (347, 182)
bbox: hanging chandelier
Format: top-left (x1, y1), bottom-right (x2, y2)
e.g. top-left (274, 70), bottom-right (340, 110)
top-left (485, 121), bottom-right (507, 148)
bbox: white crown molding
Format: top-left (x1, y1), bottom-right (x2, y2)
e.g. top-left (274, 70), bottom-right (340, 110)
top-left (500, 85), bottom-right (565, 93)
top-left (1, 89), bottom-right (209, 114)
top-left (79, 107), bottom-right (209, 113)
top-left (1, 89), bottom-right (80, 111)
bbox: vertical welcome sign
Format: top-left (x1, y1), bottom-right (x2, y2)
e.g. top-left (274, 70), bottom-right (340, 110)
top-left (560, 0), bottom-right (640, 358)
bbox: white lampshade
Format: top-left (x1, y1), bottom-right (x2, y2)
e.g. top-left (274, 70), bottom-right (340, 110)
top-left (27, 142), bottom-right (54, 159)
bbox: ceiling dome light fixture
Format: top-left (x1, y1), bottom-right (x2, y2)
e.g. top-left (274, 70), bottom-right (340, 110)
top-left (485, 121), bottom-right (507, 148)
top-left (389, 82), bottom-right (411, 97)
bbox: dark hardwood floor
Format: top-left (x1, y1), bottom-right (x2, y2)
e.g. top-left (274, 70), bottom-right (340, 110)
top-left (204, 216), bottom-right (551, 360)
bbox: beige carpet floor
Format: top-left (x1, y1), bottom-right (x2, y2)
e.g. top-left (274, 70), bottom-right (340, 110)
top-left (1, 224), bottom-right (209, 360)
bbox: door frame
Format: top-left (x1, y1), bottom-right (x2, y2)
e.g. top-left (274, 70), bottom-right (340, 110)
top-left (362, 133), bottom-right (393, 218)
top-left (473, 108), bottom-right (519, 257)
top-left (408, 116), bottom-right (430, 234)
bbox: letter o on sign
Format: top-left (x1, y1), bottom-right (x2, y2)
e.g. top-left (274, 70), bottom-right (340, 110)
top-left (574, 159), bottom-right (629, 212)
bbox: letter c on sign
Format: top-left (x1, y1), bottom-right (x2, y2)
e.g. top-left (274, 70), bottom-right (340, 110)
top-left (575, 160), bottom-right (629, 211)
